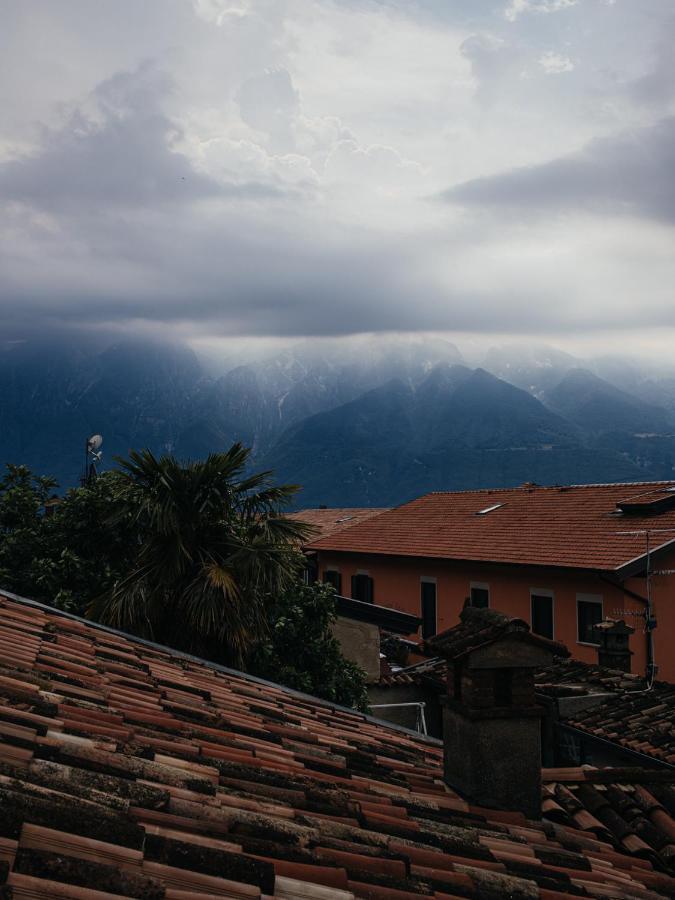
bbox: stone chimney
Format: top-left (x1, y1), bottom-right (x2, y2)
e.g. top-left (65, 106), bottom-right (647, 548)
top-left (592, 618), bottom-right (634, 673)
top-left (428, 606), bottom-right (568, 820)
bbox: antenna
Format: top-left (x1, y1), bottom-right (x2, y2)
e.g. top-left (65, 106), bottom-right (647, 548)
top-left (81, 434), bottom-right (103, 486)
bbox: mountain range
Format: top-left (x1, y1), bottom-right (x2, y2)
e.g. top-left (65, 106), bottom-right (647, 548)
top-left (1, 335), bottom-right (674, 506)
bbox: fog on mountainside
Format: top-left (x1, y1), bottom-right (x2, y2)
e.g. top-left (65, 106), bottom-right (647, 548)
top-left (1, 334), bottom-right (674, 504)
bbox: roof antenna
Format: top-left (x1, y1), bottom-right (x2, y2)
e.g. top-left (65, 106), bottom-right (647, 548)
top-left (81, 434), bottom-right (103, 486)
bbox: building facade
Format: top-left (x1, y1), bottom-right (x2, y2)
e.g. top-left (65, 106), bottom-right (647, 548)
top-left (308, 483), bottom-right (675, 682)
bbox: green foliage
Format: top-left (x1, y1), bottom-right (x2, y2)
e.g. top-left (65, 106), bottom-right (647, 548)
top-left (89, 444), bottom-right (314, 667)
top-left (0, 452), bottom-right (367, 710)
top-left (40, 473), bottom-right (137, 613)
top-left (0, 467), bottom-right (136, 613)
top-left (248, 580), bottom-right (369, 712)
top-left (0, 465), bottom-right (57, 600)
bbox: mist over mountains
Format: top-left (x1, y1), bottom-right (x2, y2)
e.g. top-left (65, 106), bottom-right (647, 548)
top-left (2, 335), bottom-right (674, 506)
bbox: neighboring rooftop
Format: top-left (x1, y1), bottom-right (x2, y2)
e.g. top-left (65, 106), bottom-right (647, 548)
top-left (560, 682), bottom-right (675, 767)
top-left (379, 654), bottom-right (675, 766)
top-left (307, 482), bottom-right (675, 572)
top-left (1, 592), bottom-right (675, 897)
top-left (289, 508), bottom-right (389, 541)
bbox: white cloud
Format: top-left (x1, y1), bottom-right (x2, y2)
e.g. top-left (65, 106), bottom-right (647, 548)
top-left (505, 0), bottom-right (578, 23)
top-left (0, 0), bottom-right (674, 349)
top-left (538, 51), bottom-right (575, 74)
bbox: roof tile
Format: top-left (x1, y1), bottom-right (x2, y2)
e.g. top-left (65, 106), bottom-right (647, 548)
top-left (1, 592), bottom-right (674, 899)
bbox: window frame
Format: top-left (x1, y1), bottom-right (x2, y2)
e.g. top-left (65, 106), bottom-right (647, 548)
top-left (469, 581), bottom-right (490, 609)
top-left (420, 577), bottom-right (437, 640)
top-left (576, 593), bottom-right (603, 646)
top-left (530, 588), bottom-right (555, 640)
top-left (351, 572), bottom-right (374, 604)
top-left (322, 569), bottom-right (342, 594)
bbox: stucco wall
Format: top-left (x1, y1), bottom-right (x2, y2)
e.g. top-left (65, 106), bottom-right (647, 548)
top-left (330, 616), bottom-right (380, 683)
top-left (317, 550), bottom-right (675, 680)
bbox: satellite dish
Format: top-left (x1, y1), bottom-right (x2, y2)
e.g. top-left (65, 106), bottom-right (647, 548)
top-left (87, 434), bottom-right (103, 452)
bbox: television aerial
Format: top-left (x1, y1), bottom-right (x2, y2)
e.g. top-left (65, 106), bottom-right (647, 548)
top-left (81, 434), bottom-right (103, 485)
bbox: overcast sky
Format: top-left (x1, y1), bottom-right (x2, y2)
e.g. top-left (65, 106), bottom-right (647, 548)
top-left (1, 0), bottom-right (674, 356)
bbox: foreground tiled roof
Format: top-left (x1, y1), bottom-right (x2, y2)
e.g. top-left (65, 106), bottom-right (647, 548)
top-left (1, 593), bottom-right (675, 899)
top-left (542, 769), bottom-right (675, 875)
top-left (307, 482), bottom-right (675, 571)
top-left (289, 508), bottom-right (389, 541)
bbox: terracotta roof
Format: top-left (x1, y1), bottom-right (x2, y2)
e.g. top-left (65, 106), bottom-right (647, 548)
top-left (379, 656), bottom-right (448, 688)
top-left (307, 482), bottom-right (675, 572)
top-left (289, 508), bottom-right (389, 541)
top-left (542, 768), bottom-right (675, 875)
top-left (427, 606), bottom-right (569, 662)
top-left (380, 654), bottom-right (675, 766)
top-left (562, 681), bottom-right (675, 766)
top-left (1, 592), bottom-right (675, 899)
top-left (533, 659), bottom-right (648, 698)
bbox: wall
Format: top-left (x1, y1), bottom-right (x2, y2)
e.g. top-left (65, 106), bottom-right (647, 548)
top-left (316, 550), bottom-right (674, 680)
top-left (330, 616), bottom-right (381, 683)
top-left (625, 545), bottom-right (675, 683)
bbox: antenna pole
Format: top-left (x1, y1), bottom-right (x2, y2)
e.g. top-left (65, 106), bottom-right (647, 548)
top-left (645, 530), bottom-right (656, 684)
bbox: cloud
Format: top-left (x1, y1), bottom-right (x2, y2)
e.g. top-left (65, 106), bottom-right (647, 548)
top-left (538, 51), bottom-right (574, 74)
top-left (504, 0), bottom-right (578, 23)
top-left (443, 116), bottom-right (675, 224)
top-left (1, 0), bottom-right (675, 352)
top-left (0, 61), bottom-right (282, 213)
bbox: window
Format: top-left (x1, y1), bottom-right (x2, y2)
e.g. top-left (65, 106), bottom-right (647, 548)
top-left (470, 583), bottom-right (489, 609)
top-left (420, 580), bottom-right (437, 639)
top-left (531, 591), bottom-right (554, 640)
top-left (351, 573), bottom-right (374, 603)
top-left (323, 570), bottom-right (342, 594)
top-left (476, 503), bottom-right (505, 515)
top-left (577, 595), bottom-right (603, 644)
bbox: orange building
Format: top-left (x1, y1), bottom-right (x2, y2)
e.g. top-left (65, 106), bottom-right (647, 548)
top-left (307, 482), bottom-right (675, 682)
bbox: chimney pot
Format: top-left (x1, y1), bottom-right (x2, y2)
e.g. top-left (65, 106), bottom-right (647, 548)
top-left (592, 618), bottom-right (634, 673)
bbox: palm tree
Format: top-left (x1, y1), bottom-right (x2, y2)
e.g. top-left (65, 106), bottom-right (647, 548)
top-left (89, 444), bottom-right (314, 666)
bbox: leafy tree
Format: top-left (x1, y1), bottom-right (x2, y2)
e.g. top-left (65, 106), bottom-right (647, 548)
top-left (248, 580), bottom-right (369, 711)
top-left (0, 464), bottom-right (56, 599)
top-left (38, 472), bottom-right (137, 613)
top-left (89, 444), bottom-right (314, 666)
top-left (0, 453), bottom-right (368, 709)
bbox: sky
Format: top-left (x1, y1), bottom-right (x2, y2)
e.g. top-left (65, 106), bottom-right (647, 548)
top-left (1, 0), bottom-right (674, 357)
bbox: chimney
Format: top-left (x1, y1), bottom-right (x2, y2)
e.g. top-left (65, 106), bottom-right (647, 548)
top-left (429, 607), bottom-right (568, 820)
top-left (593, 618), bottom-right (634, 673)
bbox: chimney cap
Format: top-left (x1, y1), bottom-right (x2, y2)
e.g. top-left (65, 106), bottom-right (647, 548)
top-left (592, 617), bottom-right (635, 636)
top-left (427, 605), bottom-right (569, 665)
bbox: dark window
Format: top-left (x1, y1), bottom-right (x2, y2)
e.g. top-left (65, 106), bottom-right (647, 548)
top-left (531, 593), bottom-right (554, 640)
top-left (351, 574), bottom-right (374, 603)
top-left (323, 570), bottom-right (342, 594)
top-left (578, 598), bottom-right (603, 644)
top-left (470, 585), bottom-right (489, 609)
top-left (421, 581), bottom-right (437, 639)
top-left (494, 669), bottom-right (513, 707)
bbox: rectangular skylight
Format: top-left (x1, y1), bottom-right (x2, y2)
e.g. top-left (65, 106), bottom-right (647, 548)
top-left (476, 503), bottom-right (505, 515)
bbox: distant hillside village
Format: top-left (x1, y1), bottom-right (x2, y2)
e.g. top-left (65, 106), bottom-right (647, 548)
top-left (0, 470), bottom-right (674, 898)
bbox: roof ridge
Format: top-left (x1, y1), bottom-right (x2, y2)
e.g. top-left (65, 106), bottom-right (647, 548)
top-left (425, 479), bottom-right (675, 497)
